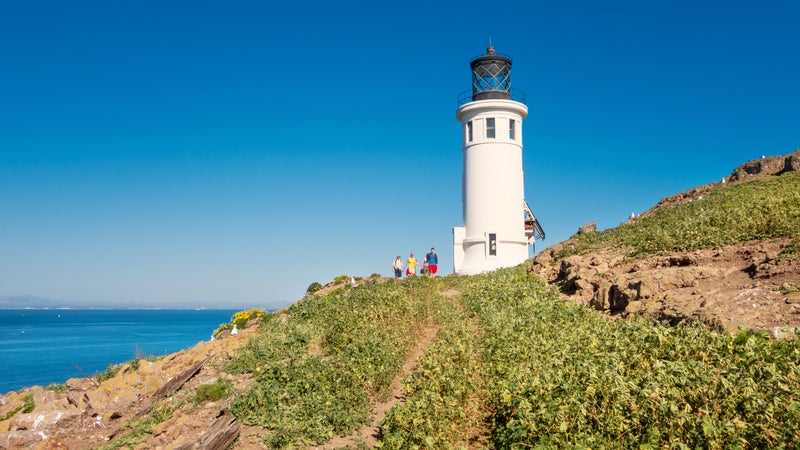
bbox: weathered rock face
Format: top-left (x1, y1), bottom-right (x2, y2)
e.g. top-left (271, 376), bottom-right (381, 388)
top-left (531, 150), bottom-right (800, 336)
top-left (729, 149), bottom-right (800, 181)
top-left (786, 149), bottom-right (800, 172)
top-left (577, 222), bottom-right (597, 235)
top-left (533, 235), bottom-right (800, 337)
top-left (531, 150), bottom-right (800, 337)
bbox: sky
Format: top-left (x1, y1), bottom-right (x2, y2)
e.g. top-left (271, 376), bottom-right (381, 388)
top-left (1, 1), bottom-right (798, 310)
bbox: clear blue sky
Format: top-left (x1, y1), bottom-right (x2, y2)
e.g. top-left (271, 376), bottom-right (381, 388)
top-left (1, 1), bottom-right (797, 309)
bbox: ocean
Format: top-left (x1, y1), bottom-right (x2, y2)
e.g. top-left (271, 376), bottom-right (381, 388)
top-left (0, 309), bottom-right (239, 395)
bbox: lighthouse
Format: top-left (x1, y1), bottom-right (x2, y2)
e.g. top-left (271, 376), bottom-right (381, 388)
top-left (452, 45), bottom-right (544, 275)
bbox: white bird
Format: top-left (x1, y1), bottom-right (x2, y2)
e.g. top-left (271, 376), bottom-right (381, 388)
top-left (231, 324), bottom-right (238, 335)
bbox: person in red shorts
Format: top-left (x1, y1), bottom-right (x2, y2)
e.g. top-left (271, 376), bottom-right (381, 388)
top-left (424, 247), bottom-right (438, 277)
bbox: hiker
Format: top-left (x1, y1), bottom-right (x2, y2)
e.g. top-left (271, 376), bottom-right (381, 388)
top-left (425, 247), bottom-right (438, 277)
top-left (406, 252), bottom-right (417, 276)
top-left (393, 255), bottom-right (403, 279)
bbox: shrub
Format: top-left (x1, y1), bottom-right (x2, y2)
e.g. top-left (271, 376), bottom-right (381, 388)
top-left (22, 394), bottom-right (34, 413)
top-left (306, 281), bottom-right (322, 295)
top-left (194, 378), bottom-right (233, 403)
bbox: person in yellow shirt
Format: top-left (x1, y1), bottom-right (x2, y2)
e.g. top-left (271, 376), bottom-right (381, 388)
top-left (406, 253), bottom-right (417, 276)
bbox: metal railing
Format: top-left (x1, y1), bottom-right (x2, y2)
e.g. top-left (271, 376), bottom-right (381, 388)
top-left (457, 88), bottom-right (526, 106)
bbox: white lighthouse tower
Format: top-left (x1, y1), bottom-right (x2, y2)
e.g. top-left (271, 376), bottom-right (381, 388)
top-left (453, 45), bottom-right (544, 275)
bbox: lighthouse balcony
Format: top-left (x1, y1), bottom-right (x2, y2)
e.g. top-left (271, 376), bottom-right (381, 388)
top-left (457, 88), bottom-right (526, 106)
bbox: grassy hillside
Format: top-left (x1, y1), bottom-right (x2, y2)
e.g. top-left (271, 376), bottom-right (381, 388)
top-left (163, 171), bottom-right (800, 448)
top-left (557, 171), bottom-right (800, 258)
top-left (216, 266), bottom-right (800, 448)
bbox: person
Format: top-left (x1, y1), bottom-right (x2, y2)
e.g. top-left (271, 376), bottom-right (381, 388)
top-left (406, 252), bottom-right (417, 276)
top-left (393, 255), bottom-right (403, 279)
top-left (425, 247), bottom-right (438, 277)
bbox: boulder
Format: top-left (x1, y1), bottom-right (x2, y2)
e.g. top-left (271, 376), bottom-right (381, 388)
top-left (66, 378), bottom-right (96, 392)
top-left (729, 154), bottom-right (787, 181)
top-left (0, 430), bottom-right (48, 448)
top-left (10, 409), bottom-right (81, 432)
top-left (577, 222), bottom-right (597, 234)
top-left (785, 149), bottom-right (800, 172)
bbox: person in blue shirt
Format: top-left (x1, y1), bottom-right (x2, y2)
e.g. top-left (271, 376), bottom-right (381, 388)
top-left (425, 248), bottom-right (438, 277)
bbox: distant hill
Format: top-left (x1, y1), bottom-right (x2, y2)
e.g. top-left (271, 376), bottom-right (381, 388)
top-left (0, 295), bottom-right (246, 310)
top-left (0, 295), bottom-right (77, 309)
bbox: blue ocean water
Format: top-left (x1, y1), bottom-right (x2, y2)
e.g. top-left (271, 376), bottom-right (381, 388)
top-left (0, 309), bottom-right (238, 394)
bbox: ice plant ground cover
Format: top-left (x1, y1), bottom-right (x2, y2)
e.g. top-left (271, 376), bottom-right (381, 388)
top-left (222, 268), bottom-right (799, 448)
top-left (215, 172), bottom-right (800, 448)
top-left (557, 171), bottom-right (800, 258)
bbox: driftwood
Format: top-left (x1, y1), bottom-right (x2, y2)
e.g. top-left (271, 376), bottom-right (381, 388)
top-left (175, 413), bottom-right (240, 450)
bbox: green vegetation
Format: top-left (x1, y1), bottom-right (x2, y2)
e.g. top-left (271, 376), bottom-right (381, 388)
top-left (22, 394), bottom-right (35, 413)
top-left (213, 308), bottom-right (267, 337)
top-left (222, 267), bottom-right (800, 448)
top-left (334, 274), bottom-right (351, 285)
top-left (214, 173), bottom-right (800, 447)
top-left (194, 378), bottom-right (233, 404)
top-left (101, 401), bottom-right (182, 450)
top-left (306, 281), bottom-right (322, 295)
top-left (559, 172), bottom-right (800, 258)
top-left (45, 383), bottom-right (67, 393)
top-left (96, 364), bottom-right (123, 383)
top-left (228, 277), bottom-right (439, 447)
top-left (0, 394), bottom-right (37, 421)
top-left (1, 404), bottom-right (23, 421)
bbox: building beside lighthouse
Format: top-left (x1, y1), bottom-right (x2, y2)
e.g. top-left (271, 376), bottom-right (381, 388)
top-left (453, 45), bottom-right (544, 275)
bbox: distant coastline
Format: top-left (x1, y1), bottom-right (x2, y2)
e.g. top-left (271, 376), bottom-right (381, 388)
top-left (0, 295), bottom-right (264, 311)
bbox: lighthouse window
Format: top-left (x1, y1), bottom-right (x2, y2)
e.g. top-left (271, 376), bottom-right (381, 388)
top-left (489, 233), bottom-right (497, 256)
top-left (486, 118), bottom-right (496, 138)
top-left (467, 121), bottom-right (473, 142)
top-left (509, 119), bottom-right (516, 140)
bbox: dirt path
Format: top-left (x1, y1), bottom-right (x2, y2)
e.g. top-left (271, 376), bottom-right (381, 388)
top-left (314, 289), bottom-right (449, 449)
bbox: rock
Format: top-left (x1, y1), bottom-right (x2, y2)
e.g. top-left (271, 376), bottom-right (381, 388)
top-left (785, 149), bottom-right (800, 172)
top-left (591, 283), bottom-right (611, 311)
top-left (10, 409), bottom-right (80, 432)
top-left (729, 154), bottom-right (786, 181)
top-left (577, 222), bottom-right (597, 234)
top-left (66, 378), bottom-right (96, 392)
top-left (0, 430), bottom-right (48, 448)
top-left (771, 327), bottom-right (797, 340)
top-left (33, 437), bottom-right (69, 449)
top-left (137, 360), bottom-right (161, 376)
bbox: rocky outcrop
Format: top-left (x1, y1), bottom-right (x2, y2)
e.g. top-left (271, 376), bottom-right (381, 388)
top-left (729, 154), bottom-right (789, 181)
top-left (532, 149), bottom-right (800, 336)
top-left (577, 222), bottom-right (597, 235)
top-left (643, 149), bottom-right (800, 216)
top-left (0, 321), bottom-right (260, 449)
top-left (533, 236), bottom-right (800, 337)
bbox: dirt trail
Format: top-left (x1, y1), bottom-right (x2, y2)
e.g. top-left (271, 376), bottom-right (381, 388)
top-left (313, 289), bottom-right (451, 449)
